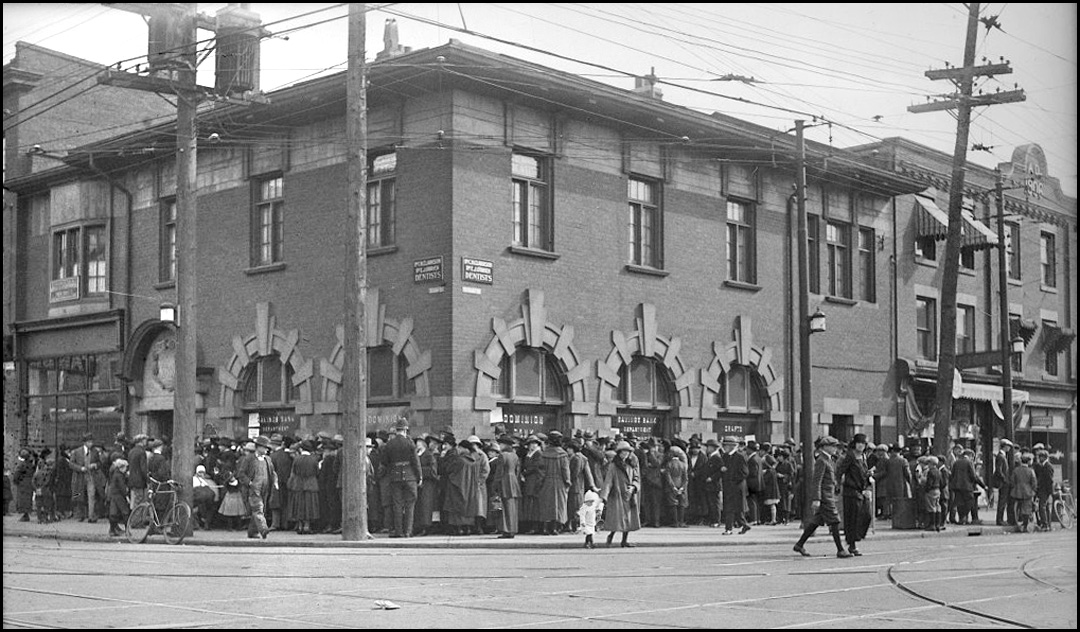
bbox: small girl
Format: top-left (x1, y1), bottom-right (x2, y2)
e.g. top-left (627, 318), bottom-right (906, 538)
top-left (578, 490), bottom-right (604, 549)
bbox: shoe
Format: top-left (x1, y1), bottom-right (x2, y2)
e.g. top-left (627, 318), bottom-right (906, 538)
top-left (497, 533), bottom-right (515, 539)
top-left (836, 550), bottom-right (853, 559)
top-left (261, 529), bottom-right (269, 540)
top-left (87, 519), bottom-right (97, 524)
top-left (248, 534), bottom-right (260, 539)
top-left (330, 528), bottom-right (342, 535)
top-left (19, 514), bottom-right (30, 522)
top-left (793, 544), bottom-right (811, 557)
top-left (620, 541), bottom-right (635, 548)
top-left (849, 547), bottom-right (862, 557)
top-left (722, 530), bottom-right (733, 535)
top-left (740, 525), bottom-right (751, 534)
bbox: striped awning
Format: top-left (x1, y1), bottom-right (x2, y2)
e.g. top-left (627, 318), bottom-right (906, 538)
top-left (1010, 317), bottom-right (1039, 346)
top-left (914, 197), bottom-right (998, 251)
top-left (1042, 324), bottom-right (1076, 355)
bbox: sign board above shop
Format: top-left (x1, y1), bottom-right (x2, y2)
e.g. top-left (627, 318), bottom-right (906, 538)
top-left (462, 257), bottom-right (493, 285)
top-left (612, 412), bottom-right (664, 437)
top-left (413, 256), bottom-right (444, 283)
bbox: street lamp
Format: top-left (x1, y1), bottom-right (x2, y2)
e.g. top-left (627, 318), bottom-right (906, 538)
top-left (809, 309), bottom-right (827, 334)
top-left (159, 302), bottom-right (178, 326)
top-left (1010, 335), bottom-right (1024, 355)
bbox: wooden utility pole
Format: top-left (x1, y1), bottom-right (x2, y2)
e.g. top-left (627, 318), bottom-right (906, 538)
top-left (995, 170), bottom-right (1016, 444)
top-left (908, 2), bottom-right (1024, 453)
top-left (794, 120), bottom-right (814, 525)
top-left (342, 2), bottom-right (370, 541)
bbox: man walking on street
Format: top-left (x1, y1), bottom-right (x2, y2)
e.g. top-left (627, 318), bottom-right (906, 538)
top-left (382, 416), bottom-right (422, 538)
top-left (793, 435), bottom-right (853, 559)
top-left (237, 436), bottom-right (276, 539)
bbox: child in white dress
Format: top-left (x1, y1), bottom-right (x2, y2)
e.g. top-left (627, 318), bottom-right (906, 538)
top-left (578, 490), bottom-right (604, 549)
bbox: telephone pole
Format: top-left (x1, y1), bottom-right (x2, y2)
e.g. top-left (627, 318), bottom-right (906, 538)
top-left (794, 120), bottom-right (814, 525)
top-left (342, 2), bottom-right (370, 541)
top-left (908, 2), bottom-right (1024, 452)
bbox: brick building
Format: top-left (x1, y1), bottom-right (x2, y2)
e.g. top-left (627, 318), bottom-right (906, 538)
top-left (851, 138), bottom-right (1076, 484)
top-left (16, 35), bottom-right (1023, 456)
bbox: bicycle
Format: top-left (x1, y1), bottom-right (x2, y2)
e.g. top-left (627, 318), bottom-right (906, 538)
top-left (126, 477), bottom-right (192, 545)
top-left (1052, 481), bottom-right (1075, 530)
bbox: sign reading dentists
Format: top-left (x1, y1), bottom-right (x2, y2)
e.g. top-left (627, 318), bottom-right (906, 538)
top-left (462, 257), bottom-right (493, 284)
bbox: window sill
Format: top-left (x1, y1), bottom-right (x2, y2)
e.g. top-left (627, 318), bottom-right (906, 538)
top-left (959, 267), bottom-right (976, 277)
top-left (824, 295), bottom-right (858, 307)
top-left (153, 280), bottom-right (176, 290)
top-left (1040, 372), bottom-right (1060, 382)
top-left (915, 359), bottom-right (938, 369)
top-left (1040, 284), bottom-right (1058, 294)
top-left (723, 279), bottom-right (761, 292)
top-left (625, 264), bottom-right (669, 278)
top-left (508, 245), bottom-right (560, 260)
top-left (915, 257), bottom-right (939, 269)
top-left (1008, 278), bottom-right (1023, 287)
top-left (368, 244), bottom-right (398, 257)
top-left (245, 262), bottom-right (287, 276)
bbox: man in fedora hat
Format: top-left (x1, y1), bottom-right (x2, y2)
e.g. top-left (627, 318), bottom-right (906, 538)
top-left (993, 438), bottom-right (1017, 526)
top-left (70, 432), bottom-right (103, 522)
top-left (702, 438), bottom-right (723, 527)
top-left (718, 436), bottom-right (750, 535)
top-left (793, 436), bottom-right (852, 558)
top-left (127, 434), bottom-right (150, 510)
top-left (382, 416), bottom-right (422, 538)
top-left (237, 436), bottom-right (277, 539)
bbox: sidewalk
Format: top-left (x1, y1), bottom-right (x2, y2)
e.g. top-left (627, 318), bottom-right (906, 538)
top-left (2, 513), bottom-right (1018, 549)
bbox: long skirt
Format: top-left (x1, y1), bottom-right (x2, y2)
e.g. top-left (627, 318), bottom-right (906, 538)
top-left (415, 481), bottom-right (438, 530)
top-left (288, 490), bottom-right (320, 522)
top-left (498, 497), bottom-right (520, 534)
top-left (218, 489), bottom-right (247, 517)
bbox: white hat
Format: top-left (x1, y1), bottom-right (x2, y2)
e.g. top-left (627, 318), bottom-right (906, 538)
top-left (1000, 439), bottom-right (1014, 447)
top-left (584, 490), bottom-right (600, 503)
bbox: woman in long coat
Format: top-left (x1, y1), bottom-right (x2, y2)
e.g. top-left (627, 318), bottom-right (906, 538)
top-left (414, 437), bottom-right (440, 536)
top-left (520, 436), bottom-right (544, 534)
top-left (13, 449), bottom-right (35, 521)
top-left (492, 436), bottom-right (522, 538)
top-left (287, 441), bottom-right (320, 534)
top-left (444, 441), bottom-right (482, 534)
top-left (537, 435), bottom-right (571, 535)
top-left (663, 446), bottom-right (689, 528)
top-left (599, 440), bottom-right (641, 547)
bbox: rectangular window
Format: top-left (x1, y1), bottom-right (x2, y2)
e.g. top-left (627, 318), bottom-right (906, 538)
top-left (1040, 231), bottom-right (1056, 288)
top-left (826, 221), bottom-right (851, 298)
top-left (51, 224), bottom-right (106, 297)
top-left (915, 237), bottom-right (937, 261)
top-left (1044, 320), bottom-right (1059, 377)
top-left (1006, 222), bottom-right (1020, 280)
top-left (160, 198), bottom-right (177, 282)
top-left (511, 152), bottom-right (552, 251)
top-left (808, 214), bottom-right (820, 293)
top-left (957, 304), bottom-right (975, 354)
top-left (628, 177), bottom-right (662, 268)
top-left (960, 248), bottom-right (975, 270)
top-left (916, 296), bottom-right (937, 361)
top-left (367, 152), bottom-right (397, 248)
top-left (858, 227), bottom-right (876, 302)
top-left (253, 175), bottom-right (284, 266)
top-left (726, 200), bottom-right (756, 283)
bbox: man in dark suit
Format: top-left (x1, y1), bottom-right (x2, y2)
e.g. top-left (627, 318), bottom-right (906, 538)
top-left (127, 434), bottom-right (149, 510)
top-left (69, 432), bottom-right (102, 522)
top-left (237, 436), bottom-right (277, 539)
top-left (745, 441), bottom-right (764, 525)
top-left (702, 438), bottom-right (723, 527)
top-left (993, 439), bottom-right (1016, 526)
top-left (382, 416), bottom-right (422, 538)
top-left (268, 433), bottom-right (292, 531)
top-left (949, 448), bottom-right (984, 525)
top-left (794, 436), bottom-right (853, 558)
top-left (719, 436), bottom-right (750, 535)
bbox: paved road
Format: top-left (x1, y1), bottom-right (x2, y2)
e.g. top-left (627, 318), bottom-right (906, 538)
top-left (4, 530), bottom-right (1075, 628)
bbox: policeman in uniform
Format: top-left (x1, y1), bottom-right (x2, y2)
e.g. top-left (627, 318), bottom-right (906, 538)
top-left (381, 415), bottom-right (423, 538)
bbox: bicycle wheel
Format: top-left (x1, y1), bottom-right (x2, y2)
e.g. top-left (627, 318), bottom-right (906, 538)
top-left (126, 503), bottom-right (154, 544)
top-left (1054, 500), bottom-right (1074, 530)
top-left (164, 502), bottom-right (192, 545)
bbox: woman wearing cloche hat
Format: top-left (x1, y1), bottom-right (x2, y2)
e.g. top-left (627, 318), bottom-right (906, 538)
top-left (599, 440), bottom-right (641, 547)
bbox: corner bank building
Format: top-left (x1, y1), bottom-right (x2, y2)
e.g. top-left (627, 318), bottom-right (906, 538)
top-left (4, 38), bottom-right (1073, 475)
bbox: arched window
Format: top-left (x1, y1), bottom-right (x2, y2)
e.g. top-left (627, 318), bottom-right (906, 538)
top-left (242, 354), bottom-right (297, 406)
top-left (614, 356), bottom-right (671, 408)
top-left (368, 344), bottom-right (414, 401)
top-left (492, 348), bottom-right (564, 404)
top-left (717, 365), bottom-right (765, 412)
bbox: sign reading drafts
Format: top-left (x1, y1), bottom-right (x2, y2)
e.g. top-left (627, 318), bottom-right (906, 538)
top-left (462, 257), bottom-right (493, 285)
top-left (413, 256), bottom-right (443, 283)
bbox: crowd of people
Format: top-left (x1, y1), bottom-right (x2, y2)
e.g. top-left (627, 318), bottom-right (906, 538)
top-left (2, 423), bottom-right (1063, 549)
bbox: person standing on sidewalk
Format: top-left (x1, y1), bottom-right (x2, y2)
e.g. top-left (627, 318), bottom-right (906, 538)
top-left (382, 417), bottom-right (422, 538)
top-left (1009, 451), bottom-right (1037, 533)
top-left (993, 439), bottom-right (1017, 526)
top-left (126, 434), bottom-right (149, 511)
top-left (70, 433), bottom-right (102, 523)
top-left (703, 438), bottom-right (723, 527)
top-left (836, 433), bottom-right (871, 556)
top-left (793, 436), bottom-right (853, 559)
top-left (719, 436), bottom-right (750, 535)
top-left (1032, 447), bottom-right (1054, 531)
top-left (600, 440), bottom-right (641, 548)
top-left (492, 435), bottom-right (521, 539)
top-left (106, 459), bottom-right (129, 537)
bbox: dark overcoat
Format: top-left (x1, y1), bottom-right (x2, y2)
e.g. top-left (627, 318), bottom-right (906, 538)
top-left (600, 454), bottom-right (640, 533)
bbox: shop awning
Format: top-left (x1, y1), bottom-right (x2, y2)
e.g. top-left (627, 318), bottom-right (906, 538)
top-left (1010, 317), bottom-right (1039, 347)
top-left (912, 374), bottom-right (1028, 403)
top-left (913, 197), bottom-right (998, 251)
top-left (1042, 325), bottom-right (1076, 355)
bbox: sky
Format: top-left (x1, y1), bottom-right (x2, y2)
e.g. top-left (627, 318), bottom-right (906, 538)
top-left (4, 3), bottom-right (1077, 197)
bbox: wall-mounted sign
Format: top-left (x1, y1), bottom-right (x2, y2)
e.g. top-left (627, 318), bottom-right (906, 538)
top-left (49, 277), bottom-right (80, 303)
top-left (613, 411), bottom-right (664, 437)
top-left (248, 409), bottom-right (299, 438)
top-left (413, 256), bottom-right (444, 283)
top-left (462, 257), bottom-right (493, 284)
top-left (1031, 416), bottom-right (1053, 427)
